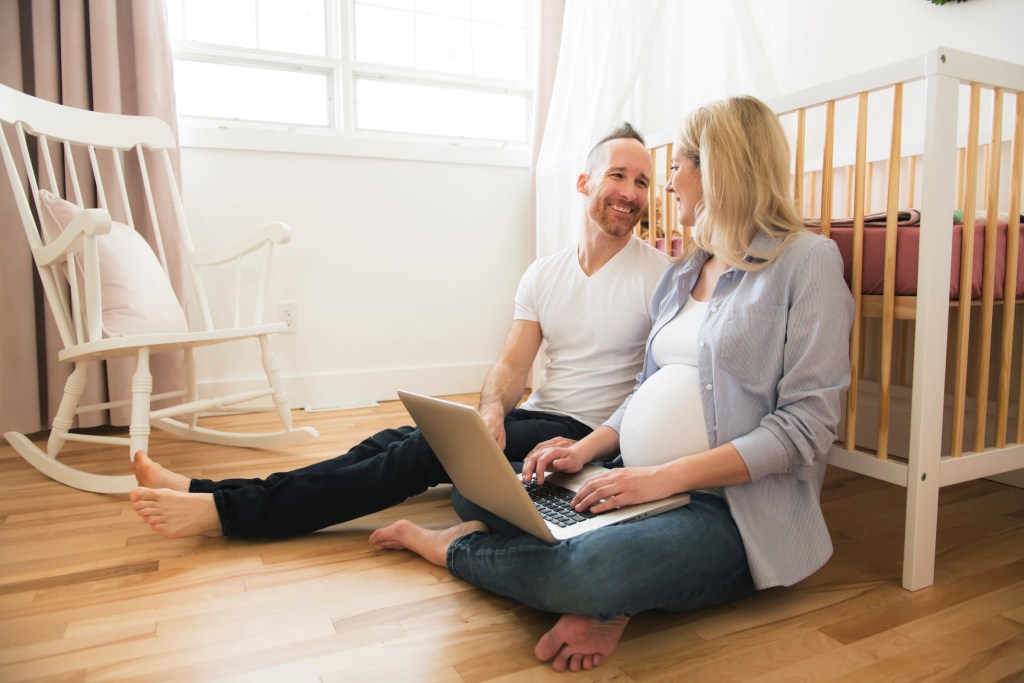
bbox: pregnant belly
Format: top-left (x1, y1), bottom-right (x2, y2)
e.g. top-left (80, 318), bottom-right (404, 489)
top-left (619, 364), bottom-right (710, 467)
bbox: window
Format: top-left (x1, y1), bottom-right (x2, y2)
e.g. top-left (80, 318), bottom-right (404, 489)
top-left (167, 0), bottom-right (534, 147)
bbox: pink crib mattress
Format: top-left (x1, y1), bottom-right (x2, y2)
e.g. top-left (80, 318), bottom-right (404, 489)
top-left (811, 211), bottom-right (1024, 300)
top-left (657, 211), bottom-right (1024, 300)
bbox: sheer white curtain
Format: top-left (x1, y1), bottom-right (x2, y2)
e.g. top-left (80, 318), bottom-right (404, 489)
top-left (533, 0), bottom-right (779, 258)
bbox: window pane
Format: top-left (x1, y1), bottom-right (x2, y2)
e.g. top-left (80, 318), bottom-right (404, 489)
top-left (355, 5), bottom-right (415, 67)
top-left (416, 0), bottom-right (471, 19)
top-left (175, 60), bottom-right (329, 126)
top-left (356, 79), bottom-right (526, 141)
top-left (473, 24), bottom-right (525, 80)
top-left (416, 15), bottom-right (471, 74)
top-left (471, 0), bottom-right (525, 27)
top-left (184, 0), bottom-right (257, 48)
top-left (258, 0), bottom-right (325, 55)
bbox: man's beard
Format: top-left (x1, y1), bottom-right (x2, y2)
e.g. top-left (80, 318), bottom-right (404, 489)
top-left (591, 201), bottom-right (640, 238)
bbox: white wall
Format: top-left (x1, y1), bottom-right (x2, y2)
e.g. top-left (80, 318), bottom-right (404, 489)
top-left (641, 0), bottom-right (1024, 137)
top-left (181, 0), bottom-right (1023, 410)
top-left (180, 146), bottom-right (531, 409)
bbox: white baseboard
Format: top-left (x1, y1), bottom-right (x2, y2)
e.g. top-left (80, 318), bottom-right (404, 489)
top-left (198, 362), bottom-right (494, 411)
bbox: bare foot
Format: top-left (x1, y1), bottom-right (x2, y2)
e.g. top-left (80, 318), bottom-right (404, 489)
top-left (131, 451), bottom-right (191, 491)
top-left (534, 613), bottom-right (630, 672)
top-left (129, 487), bottom-right (223, 538)
top-left (369, 519), bottom-right (488, 567)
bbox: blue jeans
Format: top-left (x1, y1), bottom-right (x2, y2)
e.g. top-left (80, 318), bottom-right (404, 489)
top-left (448, 485), bottom-right (755, 620)
top-left (189, 408), bottom-right (592, 537)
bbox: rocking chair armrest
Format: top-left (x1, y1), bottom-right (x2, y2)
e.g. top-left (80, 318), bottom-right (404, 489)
top-left (33, 208), bottom-right (112, 267)
top-left (189, 222), bottom-right (293, 267)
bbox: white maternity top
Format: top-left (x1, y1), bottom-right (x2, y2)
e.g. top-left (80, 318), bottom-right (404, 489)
top-left (618, 296), bottom-right (711, 467)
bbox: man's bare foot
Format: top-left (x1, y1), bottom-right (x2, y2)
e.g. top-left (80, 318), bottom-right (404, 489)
top-left (129, 487), bottom-right (223, 538)
top-left (369, 519), bottom-right (488, 567)
top-left (534, 613), bottom-right (630, 672)
top-left (131, 451), bottom-right (191, 491)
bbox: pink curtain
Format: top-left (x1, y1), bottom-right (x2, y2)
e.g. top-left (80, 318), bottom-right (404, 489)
top-left (0, 0), bottom-right (185, 433)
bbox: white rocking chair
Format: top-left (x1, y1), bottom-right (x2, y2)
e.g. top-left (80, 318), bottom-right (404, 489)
top-left (1, 84), bottom-right (318, 494)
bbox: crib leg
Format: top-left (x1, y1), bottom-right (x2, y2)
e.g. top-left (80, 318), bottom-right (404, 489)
top-left (902, 461), bottom-right (939, 590)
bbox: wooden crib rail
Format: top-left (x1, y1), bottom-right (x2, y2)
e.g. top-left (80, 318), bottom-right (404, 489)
top-left (768, 47), bottom-right (1024, 593)
top-left (782, 78), bottom-right (1023, 461)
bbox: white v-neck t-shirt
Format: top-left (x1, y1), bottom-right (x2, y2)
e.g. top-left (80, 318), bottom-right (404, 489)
top-left (516, 238), bottom-right (670, 429)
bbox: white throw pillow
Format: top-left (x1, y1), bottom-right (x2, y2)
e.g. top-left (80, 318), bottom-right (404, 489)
top-left (37, 190), bottom-right (188, 338)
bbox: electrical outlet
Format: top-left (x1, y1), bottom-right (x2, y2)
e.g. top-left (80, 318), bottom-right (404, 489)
top-left (277, 302), bottom-right (298, 333)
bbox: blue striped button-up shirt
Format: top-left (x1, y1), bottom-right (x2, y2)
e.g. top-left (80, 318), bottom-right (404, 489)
top-left (606, 230), bottom-right (854, 589)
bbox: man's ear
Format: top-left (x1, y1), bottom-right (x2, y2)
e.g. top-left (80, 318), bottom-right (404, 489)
top-left (576, 173), bottom-right (590, 195)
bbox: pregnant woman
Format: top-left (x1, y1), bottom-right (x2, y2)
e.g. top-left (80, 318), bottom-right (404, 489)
top-left (371, 95), bottom-right (855, 673)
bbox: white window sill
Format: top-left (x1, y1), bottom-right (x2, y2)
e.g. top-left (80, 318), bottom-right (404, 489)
top-left (178, 124), bottom-right (532, 168)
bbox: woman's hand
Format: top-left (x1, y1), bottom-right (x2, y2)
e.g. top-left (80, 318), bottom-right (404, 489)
top-left (526, 436), bottom-right (577, 457)
top-left (570, 465), bottom-right (678, 514)
top-left (521, 444), bottom-right (588, 484)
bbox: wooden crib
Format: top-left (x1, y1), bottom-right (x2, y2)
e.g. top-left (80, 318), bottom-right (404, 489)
top-left (638, 47), bottom-right (1024, 591)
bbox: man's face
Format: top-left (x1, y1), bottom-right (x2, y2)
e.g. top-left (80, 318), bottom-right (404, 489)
top-left (578, 138), bottom-right (651, 238)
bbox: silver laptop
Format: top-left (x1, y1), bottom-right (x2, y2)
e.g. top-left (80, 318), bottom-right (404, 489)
top-left (397, 390), bottom-right (690, 544)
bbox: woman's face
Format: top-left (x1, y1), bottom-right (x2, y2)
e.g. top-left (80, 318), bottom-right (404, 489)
top-left (666, 151), bottom-right (702, 226)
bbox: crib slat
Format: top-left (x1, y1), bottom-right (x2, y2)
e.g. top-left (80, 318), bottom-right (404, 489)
top-left (808, 171), bottom-right (817, 216)
top-left (795, 109), bottom-right (805, 212)
top-left (877, 83), bottom-right (904, 460)
top-left (845, 92), bottom-right (869, 452)
top-left (999, 93), bottom-right (1024, 446)
top-left (820, 101), bottom-right (836, 237)
top-left (647, 147), bottom-right (657, 249)
top-left (950, 84), bottom-right (983, 457)
top-left (973, 89), bottom-right (1004, 452)
top-left (664, 142), bottom-right (676, 251)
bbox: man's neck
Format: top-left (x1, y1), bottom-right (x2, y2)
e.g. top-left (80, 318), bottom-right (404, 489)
top-left (577, 224), bottom-right (632, 277)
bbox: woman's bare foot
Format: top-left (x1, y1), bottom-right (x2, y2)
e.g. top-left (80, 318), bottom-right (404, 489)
top-left (534, 613), bottom-right (630, 672)
top-left (129, 487), bottom-right (223, 538)
top-left (369, 519), bottom-right (488, 567)
top-left (131, 451), bottom-right (191, 491)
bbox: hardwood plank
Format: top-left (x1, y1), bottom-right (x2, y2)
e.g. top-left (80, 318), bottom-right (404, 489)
top-left (0, 399), bottom-right (1022, 682)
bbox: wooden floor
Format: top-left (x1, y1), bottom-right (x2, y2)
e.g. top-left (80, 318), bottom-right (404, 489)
top-left (1, 395), bottom-right (1023, 682)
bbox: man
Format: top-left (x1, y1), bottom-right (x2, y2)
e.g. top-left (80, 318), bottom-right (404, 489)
top-left (130, 122), bottom-right (670, 539)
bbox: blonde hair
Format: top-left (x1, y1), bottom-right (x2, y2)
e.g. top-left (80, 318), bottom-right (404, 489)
top-left (677, 95), bottom-right (805, 270)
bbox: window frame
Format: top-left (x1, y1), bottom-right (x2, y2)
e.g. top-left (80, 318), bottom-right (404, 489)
top-left (170, 0), bottom-right (535, 167)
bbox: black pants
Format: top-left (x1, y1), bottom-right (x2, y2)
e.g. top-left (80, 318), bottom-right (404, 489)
top-left (190, 408), bottom-right (592, 537)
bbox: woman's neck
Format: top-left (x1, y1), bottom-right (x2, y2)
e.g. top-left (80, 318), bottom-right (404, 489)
top-left (690, 254), bottom-right (731, 302)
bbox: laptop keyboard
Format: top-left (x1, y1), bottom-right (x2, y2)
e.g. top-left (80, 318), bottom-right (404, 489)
top-left (524, 481), bottom-right (597, 527)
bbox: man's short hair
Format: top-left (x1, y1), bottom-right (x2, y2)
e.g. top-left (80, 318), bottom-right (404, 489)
top-left (584, 122), bottom-right (645, 174)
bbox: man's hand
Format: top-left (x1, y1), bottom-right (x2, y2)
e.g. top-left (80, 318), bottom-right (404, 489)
top-left (476, 320), bottom-right (543, 453)
top-left (569, 466), bottom-right (676, 514)
top-left (479, 409), bottom-right (507, 451)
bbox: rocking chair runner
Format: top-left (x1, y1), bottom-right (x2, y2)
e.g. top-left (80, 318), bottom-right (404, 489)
top-left (1, 84), bottom-right (318, 494)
